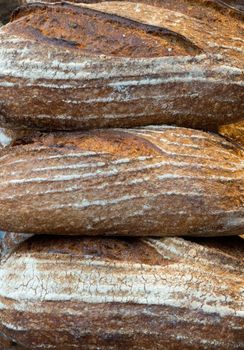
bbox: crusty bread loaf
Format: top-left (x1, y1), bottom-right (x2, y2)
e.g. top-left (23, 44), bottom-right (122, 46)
top-left (0, 1), bottom-right (243, 131)
top-left (0, 235), bottom-right (243, 350)
top-left (0, 126), bottom-right (243, 236)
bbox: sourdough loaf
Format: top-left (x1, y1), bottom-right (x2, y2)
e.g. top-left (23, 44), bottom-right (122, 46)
top-left (0, 235), bottom-right (243, 350)
top-left (0, 1), bottom-right (243, 131)
top-left (0, 126), bottom-right (243, 236)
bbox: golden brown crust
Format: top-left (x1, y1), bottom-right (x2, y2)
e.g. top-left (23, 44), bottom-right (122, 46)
top-left (0, 126), bottom-right (243, 236)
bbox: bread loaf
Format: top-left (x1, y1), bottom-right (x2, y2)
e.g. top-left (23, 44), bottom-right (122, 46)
top-left (0, 1), bottom-right (243, 131)
top-left (0, 126), bottom-right (243, 236)
top-left (0, 235), bottom-right (243, 350)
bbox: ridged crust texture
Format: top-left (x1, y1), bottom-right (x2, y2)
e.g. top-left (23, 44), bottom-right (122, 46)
top-left (0, 126), bottom-right (243, 236)
top-left (0, 0), bottom-right (243, 131)
top-left (0, 235), bottom-right (243, 350)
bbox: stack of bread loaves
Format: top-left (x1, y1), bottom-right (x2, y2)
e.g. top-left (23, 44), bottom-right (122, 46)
top-left (0, 1), bottom-right (243, 349)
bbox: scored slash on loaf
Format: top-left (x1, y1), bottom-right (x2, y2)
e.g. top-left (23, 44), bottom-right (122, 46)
top-left (0, 0), bottom-right (243, 131)
top-left (0, 235), bottom-right (243, 350)
top-left (0, 126), bottom-right (243, 236)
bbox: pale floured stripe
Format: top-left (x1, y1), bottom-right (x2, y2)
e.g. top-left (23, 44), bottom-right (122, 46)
top-left (157, 173), bottom-right (242, 181)
top-left (127, 129), bottom-right (243, 159)
top-left (1, 177), bottom-right (241, 201)
top-left (1, 74), bottom-right (242, 87)
top-left (61, 91), bottom-right (201, 104)
top-left (108, 77), bottom-right (244, 87)
top-left (48, 189), bottom-right (243, 211)
top-left (0, 151), bottom-right (110, 166)
top-left (4, 156), bottom-right (244, 177)
top-left (1, 147), bottom-right (241, 169)
top-left (1, 162), bottom-right (243, 188)
top-left (143, 238), bottom-right (244, 272)
top-left (168, 131), bottom-right (234, 146)
top-left (1, 150), bottom-right (242, 174)
top-left (0, 48), bottom-right (209, 80)
top-left (25, 161), bottom-right (106, 173)
top-left (0, 42), bottom-right (241, 87)
top-left (0, 255), bottom-right (242, 318)
top-left (5, 156), bottom-right (153, 174)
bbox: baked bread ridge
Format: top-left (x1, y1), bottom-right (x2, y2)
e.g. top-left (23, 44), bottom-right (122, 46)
top-left (0, 126), bottom-right (243, 236)
top-left (0, 235), bottom-right (243, 350)
top-left (0, 1), bottom-right (243, 131)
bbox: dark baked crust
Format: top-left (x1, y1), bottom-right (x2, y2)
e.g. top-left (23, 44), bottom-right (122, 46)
top-left (0, 0), bottom-right (243, 131)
